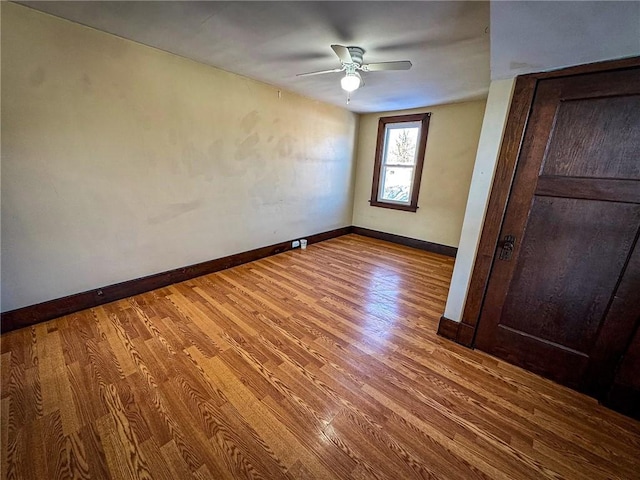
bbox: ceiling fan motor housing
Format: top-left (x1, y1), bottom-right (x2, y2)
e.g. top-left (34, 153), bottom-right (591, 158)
top-left (346, 46), bottom-right (365, 66)
top-left (296, 44), bottom-right (411, 86)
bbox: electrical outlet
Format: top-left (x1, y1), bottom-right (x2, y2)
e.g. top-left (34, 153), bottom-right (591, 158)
top-left (292, 240), bottom-right (300, 248)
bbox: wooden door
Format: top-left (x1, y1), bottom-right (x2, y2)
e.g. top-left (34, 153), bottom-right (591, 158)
top-left (606, 323), bottom-right (640, 420)
top-left (475, 67), bottom-right (640, 396)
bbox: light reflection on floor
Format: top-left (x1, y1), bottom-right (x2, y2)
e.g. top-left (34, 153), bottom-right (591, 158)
top-left (362, 265), bottom-right (404, 343)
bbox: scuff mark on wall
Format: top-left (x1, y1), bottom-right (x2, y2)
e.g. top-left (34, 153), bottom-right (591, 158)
top-left (235, 132), bottom-right (260, 161)
top-left (181, 142), bottom-right (214, 180)
top-left (148, 199), bottom-right (203, 225)
top-left (276, 135), bottom-right (296, 158)
top-left (240, 110), bottom-right (261, 133)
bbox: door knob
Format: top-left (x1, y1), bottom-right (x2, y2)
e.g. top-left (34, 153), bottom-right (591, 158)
top-left (499, 235), bottom-right (516, 261)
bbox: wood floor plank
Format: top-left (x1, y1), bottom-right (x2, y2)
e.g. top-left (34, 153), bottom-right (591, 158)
top-left (42, 411), bottom-right (91, 480)
top-left (158, 439), bottom-right (195, 480)
top-left (2, 234), bottom-right (639, 479)
top-left (78, 423), bottom-right (112, 480)
top-left (190, 350), bottom-right (300, 469)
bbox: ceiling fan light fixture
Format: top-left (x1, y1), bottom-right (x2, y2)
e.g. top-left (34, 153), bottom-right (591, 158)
top-left (341, 72), bottom-right (361, 92)
top-left (297, 44), bottom-right (412, 96)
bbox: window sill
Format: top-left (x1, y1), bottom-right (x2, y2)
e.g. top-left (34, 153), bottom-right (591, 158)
top-left (369, 200), bottom-right (418, 212)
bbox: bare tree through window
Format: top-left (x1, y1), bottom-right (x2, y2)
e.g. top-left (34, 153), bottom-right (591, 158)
top-left (389, 129), bottom-right (417, 165)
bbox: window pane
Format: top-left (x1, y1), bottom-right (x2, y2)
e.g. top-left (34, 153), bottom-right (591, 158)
top-left (384, 124), bottom-right (420, 165)
top-left (379, 166), bottom-right (413, 203)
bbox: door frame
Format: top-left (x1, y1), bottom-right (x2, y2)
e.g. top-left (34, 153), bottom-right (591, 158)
top-left (438, 55), bottom-right (640, 347)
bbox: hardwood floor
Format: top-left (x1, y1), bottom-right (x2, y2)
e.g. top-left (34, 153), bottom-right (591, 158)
top-left (2, 234), bottom-right (639, 479)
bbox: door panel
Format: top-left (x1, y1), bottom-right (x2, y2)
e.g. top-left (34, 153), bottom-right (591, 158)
top-left (500, 198), bottom-right (640, 352)
top-left (541, 95), bottom-right (640, 179)
top-left (490, 323), bottom-right (589, 389)
top-left (605, 322), bottom-right (640, 420)
top-left (587, 241), bottom-right (640, 396)
top-left (475, 66), bottom-right (640, 396)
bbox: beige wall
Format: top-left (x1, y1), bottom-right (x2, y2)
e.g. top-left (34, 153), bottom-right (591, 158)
top-left (444, 79), bottom-right (515, 322)
top-left (1, 3), bottom-right (358, 312)
top-left (352, 100), bottom-right (486, 247)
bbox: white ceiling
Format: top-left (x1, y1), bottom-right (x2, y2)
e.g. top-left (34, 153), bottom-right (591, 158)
top-left (18, 1), bottom-right (490, 113)
top-left (491, 1), bottom-right (640, 80)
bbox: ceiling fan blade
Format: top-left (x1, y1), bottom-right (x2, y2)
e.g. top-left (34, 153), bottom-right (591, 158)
top-left (296, 67), bottom-right (344, 77)
top-left (362, 61), bottom-right (412, 72)
top-left (331, 44), bottom-right (353, 63)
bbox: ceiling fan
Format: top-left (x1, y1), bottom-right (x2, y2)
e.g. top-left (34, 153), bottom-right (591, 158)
top-left (297, 44), bottom-right (412, 93)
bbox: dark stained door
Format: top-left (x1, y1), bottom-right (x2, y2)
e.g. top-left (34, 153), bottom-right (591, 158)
top-left (475, 67), bottom-right (640, 397)
top-left (606, 323), bottom-right (640, 420)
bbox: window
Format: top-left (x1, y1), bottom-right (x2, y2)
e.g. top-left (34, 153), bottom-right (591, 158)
top-left (370, 113), bottom-right (430, 212)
